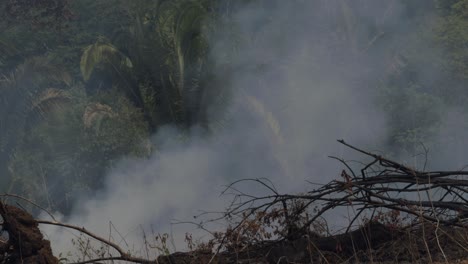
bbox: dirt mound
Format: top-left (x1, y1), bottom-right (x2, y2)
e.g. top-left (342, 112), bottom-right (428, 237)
top-left (0, 202), bottom-right (58, 264)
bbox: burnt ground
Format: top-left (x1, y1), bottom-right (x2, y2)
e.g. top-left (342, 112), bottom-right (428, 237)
top-left (157, 223), bottom-right (468, 264)
top-left (0, 202), bottom-right (466, 263)
top-left (0, 202), bottom-right (58, 264)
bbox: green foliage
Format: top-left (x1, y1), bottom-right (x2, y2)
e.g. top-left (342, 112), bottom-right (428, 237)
top-left (1, 0), bottom-right (467, 215)
top-left (0, 0), bottom-right (221, 213)
top-left (81, 0), bottom-right (224, 130)
top-left (80, 39), bottom-right (133, 81)
top-left (0, 57), bottom-right (71, 168)
top-left (0, 52), bottom-right (149, 213)
top-left (379, 81), bottom-right (444, 153)
top-left (436, 0), bottom-right (468, 80)
top-left (1, 0), bottom-right (72, 29)
top-left (9, 87), bottom-right (149, 213)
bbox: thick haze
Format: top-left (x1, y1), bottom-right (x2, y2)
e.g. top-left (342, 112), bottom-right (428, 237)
top-left (42, 0), bottom-right (465, 259)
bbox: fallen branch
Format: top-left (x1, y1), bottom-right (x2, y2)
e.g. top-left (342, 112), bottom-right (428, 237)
top-left (211, 140), bottom-right (468, 253)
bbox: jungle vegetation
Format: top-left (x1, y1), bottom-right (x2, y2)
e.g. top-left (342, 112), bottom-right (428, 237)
top-left (0, 0), bottom-right (467, 214)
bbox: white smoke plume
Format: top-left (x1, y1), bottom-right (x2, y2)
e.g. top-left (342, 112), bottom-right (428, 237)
top-left (42, 0), bottom-right (455, 260)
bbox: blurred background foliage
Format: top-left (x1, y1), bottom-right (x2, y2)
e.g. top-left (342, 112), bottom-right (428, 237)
top-left (0, 0), bottom-right (467, 214)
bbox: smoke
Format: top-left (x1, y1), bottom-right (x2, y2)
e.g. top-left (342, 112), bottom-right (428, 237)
top-left (424, 107), bottom-right (468, 170)
top-left (41, 0), bottom-right (461, 259)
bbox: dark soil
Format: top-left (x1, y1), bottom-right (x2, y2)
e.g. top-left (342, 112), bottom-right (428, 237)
top-left (158, 222), bottom-right (468, 263)
top-left (0, 202), bottom-right (58, 264)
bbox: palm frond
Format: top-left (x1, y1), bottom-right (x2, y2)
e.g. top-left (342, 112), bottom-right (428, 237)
top-left (0, 57), bottom-right (73, 157)
top-left (30, 88), bottom-right (72, 117)
top-left (244, 95), bottom-right (291, 178)
top-left (245, 95), bottom-right (284, 146)
top-left (83, 102), bottom-right (116, 129)
top-left (15, 57), bottom-right (72, 87)
top-left (80, 40), bottom-right (133, 81)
